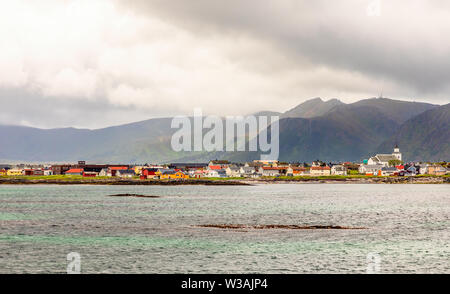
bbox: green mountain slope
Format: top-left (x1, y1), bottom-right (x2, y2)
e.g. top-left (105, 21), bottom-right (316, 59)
top-left (377, 104), bottom-right (450, 162)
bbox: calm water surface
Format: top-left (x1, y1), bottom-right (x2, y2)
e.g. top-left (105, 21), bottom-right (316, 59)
top-left (0, 184), bottom-right (449, 273)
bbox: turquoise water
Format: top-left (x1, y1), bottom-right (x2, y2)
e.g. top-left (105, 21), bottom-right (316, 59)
top-left (0, 184), bottom-right (449, 273)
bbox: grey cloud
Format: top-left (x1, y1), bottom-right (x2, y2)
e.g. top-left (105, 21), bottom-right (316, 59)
top-left (122, 0), bottom-right (450, 98)
top-left (0, 88), bottom-right (174, 129)
top-left (1, 0), bottom-right (450, 129)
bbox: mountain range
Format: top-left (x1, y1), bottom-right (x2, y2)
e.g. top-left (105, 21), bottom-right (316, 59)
top-left (0, 97), bottom-right (448, 163)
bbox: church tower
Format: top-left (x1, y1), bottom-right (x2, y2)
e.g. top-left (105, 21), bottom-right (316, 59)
top-left (392, 144), bottom-right (402, 161)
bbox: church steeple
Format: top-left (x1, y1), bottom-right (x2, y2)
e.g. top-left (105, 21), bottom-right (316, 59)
top-left (393, 145), bottom-right (401, 161)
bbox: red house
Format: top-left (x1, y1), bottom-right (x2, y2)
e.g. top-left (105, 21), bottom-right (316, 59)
top-left (141, 168), bottom-right (160, 179)
top-left (83, 171), bottom-right (98, 177)
top-left (109, 166), bottom-right (128, 176)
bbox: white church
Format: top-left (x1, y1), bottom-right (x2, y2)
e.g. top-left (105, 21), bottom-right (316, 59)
top-left (367, 145), bottom-right (402, 166)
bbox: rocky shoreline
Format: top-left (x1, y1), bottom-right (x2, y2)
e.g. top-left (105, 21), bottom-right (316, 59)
top-left (0, 176), bottom-right (447, 185)
top-left (0, 178), bottom-right (251, 186)
top-left (245, 176), bottom-right (449, 184)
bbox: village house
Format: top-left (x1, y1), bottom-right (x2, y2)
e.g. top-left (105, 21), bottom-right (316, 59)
top-left (405, 166), bottom-right (418, 176)
top-left (116, 169), bottom-right (136, 178)
top-left (417, 164), bottom-right (429, 175)
top-left (358, 164), bottom-right (383, 175)
top-left (7, 169), bottom-right (24, 176)
top-left (286, 166), bottom-right (308, 177)
top-left (43, 168), bottom-right (53, 176)
top-left (367, 146), bottom-right (402, 166)
top-left (99, 168), bottom-right (109, 177)
top-left (32, 169), bottom-right (45, 176)
top-left (51, 164), bottom-right (73, 175)
top-left (381, 166), bottom-right (398, 176)
top-left (82, 171), bottom-right (98, 177)
top-left (23, 169), bottom-right (34, 176)
top-left (331, 165), bottom-right (347, 176)
top-left (259, 167), bottom-right (281, 177)
top-left (310, 166), bottom-right (331, 176)
top-left (141, 168), bottom-right (161, 179)
top-left (427, 165), bottom-right (447, 176)
top-left (109, 166), bottom-right (129, 176)
top-left (191, 169), bottom-right (207, 178)
top-left (239, 166), bottom-right (256, 177)
top-left (225, 166), bottom-right (242, 177)
top-left (98, 166), bottom-right (129, 177)
top-left (134, 166), bottom-right (147, 176)
top-left (65, 168), bottom-right (84, 176)
top-left (206, 168), bottom-right (227, 178)
top-left (160, 170), bottom-right (189, 180)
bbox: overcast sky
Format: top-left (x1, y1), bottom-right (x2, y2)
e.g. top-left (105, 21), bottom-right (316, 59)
top-left (1, 0), bottom-right (449, 129)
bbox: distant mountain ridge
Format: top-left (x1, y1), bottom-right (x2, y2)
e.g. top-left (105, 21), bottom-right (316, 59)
top-left (283, 97), bottom-right (344, 118)
top-left (0, 97), bottom-right (446, 163)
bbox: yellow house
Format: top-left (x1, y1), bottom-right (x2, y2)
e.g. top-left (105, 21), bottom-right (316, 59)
top-left (7, 169), bottom-right (23, 176)
top-left (134, 166), bottom-right (146, 176)
top-left (0, 169), bottom-right (7, 176)
top-left (160, 171), bottom-right (189, 180)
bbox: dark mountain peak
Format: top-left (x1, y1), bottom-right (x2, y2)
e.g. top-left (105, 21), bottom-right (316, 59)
top-left (283, 97), bottom-right (344, 118)
top-left (308, 97), bottom-right (323, 102)
top-left (349, 97), bottom-right (438, 124)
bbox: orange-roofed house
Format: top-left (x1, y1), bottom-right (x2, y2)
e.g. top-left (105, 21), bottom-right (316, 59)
top-left (287, 167), bottom-right (308, 177)
top-left (160, 170), bottom-right (189, 180)
top-left (99, 166), bottom-right (129, 177)
top-left (208, 165), bottom-right (222, 170)
top-left (65, 168), bottom-right (84, 176)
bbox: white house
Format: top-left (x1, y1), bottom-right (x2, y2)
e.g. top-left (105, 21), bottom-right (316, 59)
top-left (206, 169), bottom-right (227, 178)
top-left (310, 166), bottom-right (331, 176)
top-left (240, 166), bottom-right (256, 177)
top-left (381, 167), bottom-right (397, 176)
top-left (331, 165), bottom-right (347, 176)
top-left (418, 164), bottom-right (429, 175)
top-left (359, 164), bottom-right (384, 175)
top-left (259, 167), bottom-right (281, 177)
top-left (225, 166), bottom-right (242, 177)
top-left (116, 169), bottom-right (136, 178)
top-left (43, 169), bottom-right (53, 176)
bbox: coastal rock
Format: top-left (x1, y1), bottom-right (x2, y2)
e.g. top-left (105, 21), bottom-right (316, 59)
top-left (197, 224), bottom-right (367, 230)
top-left (108, 194), bottom-right (161, 198)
